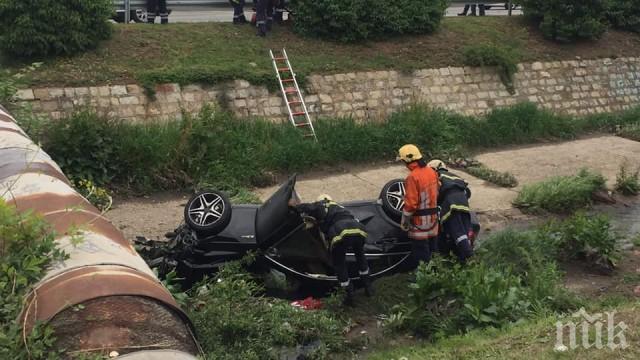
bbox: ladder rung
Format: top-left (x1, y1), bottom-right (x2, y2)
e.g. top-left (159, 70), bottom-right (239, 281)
top-left (274, 57), bottom-right (287, 61)
top-left (304, 134), bottom-right (316, 138)
top-left (288, 100), bottom-right (302, 104)
top-left (291, 112), bottom-right (306, 116)
top-left (281, 79), bottom-right (295, 82)
top-left (284, 88), bottom-right (298, 94)
top-left (295, 123), bottom-right (311, 127)
top-left (278, 67), bottom-right (290, 72)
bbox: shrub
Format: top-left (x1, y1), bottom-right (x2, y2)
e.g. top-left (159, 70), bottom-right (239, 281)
top-left (608, 0), bottom-right (640, 33)
top-left (291, 0), bottom-right (448, 42)
top-left (616, 122), bottom-right (640, 142)
top-left (464, 165), bottom-right (518, 188)
top-left (0, 199), bottom-right (67, 359)
top-left (615, 161), bottom-right (640, 195)
top-left (462, 44), bottom-right (520, 93)
top-left (513, 168), bottom-right (606, 213)
top-left (0, 0), bottom-right (112, 58)
top-left (520, 0), bottom-right (609, 41)
top-left (186, 259), bottom-right (345, 359)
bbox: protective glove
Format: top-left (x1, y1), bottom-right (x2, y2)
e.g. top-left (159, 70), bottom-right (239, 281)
top-left (400, 213), bottom-right (412, 232)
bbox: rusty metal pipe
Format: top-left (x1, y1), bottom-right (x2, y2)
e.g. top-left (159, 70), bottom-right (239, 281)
top-left (0, 105), bottom-right (199, 358)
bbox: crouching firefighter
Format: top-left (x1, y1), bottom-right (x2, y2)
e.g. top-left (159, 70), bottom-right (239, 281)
top-left (291, 194), bottom-right (373, 306)
top-left (147, 0), bottom-right (169, 24)
top-left (397, 144), bottom-right (440, 269)
top-left (427, 160), bottom-right (474, 263)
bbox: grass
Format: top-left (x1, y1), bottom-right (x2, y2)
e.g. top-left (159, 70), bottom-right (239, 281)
top-left (6, 17), bottom-right (640, 88)
top-left (617, 123), bottom-right (640, 142)
top-left (17, 102), bottom-right (640, 195)
top-left (464, 164), bottom-right (518, 188)
top-left (615, 162), bottom-right (640, 196)
top-left (514, 169), bottom-right (607, 213)
top-left (367, 302), bottom-right (640, 360)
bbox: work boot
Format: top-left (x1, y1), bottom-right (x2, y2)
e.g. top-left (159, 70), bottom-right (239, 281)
top-left (342, 284), bottom-right (355, 307)
top-left (362, 274), bottom-right (374, 297)
top-left (147, 16), bottom-right (156, 24)
top-left (256, 23), bottom-right (267, 37)
top-left (160, 15), bottom-right (169, 24)
top-left (233, 15), bottom-right (247, 24)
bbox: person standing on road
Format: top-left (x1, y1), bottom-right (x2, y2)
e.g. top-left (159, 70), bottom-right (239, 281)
top-left (458, 3), bottom-right (486, 16)
top-left (397, 145), bottom-right (440, 269)
top-left (255, 0), bottom-right (274, 36)
top-left (427, 160), bottom-right (474, 263)
top-left (147, 0), bottom-right (169, 24)
top-left (230, 0), bottom-right (247, 24)
top-left (291, 194), bottom-right (373, 306)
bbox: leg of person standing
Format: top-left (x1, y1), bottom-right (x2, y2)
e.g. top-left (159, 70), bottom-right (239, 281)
top-left (230, 0), bottom-right (247, 24)
top-left (159, 0), bottom-right (169, 24)
top-left (409, 239), bottom-right (431, 270)
top-left (478, 3), bottom-right (486, 16)
top-left (443, 212), bottom-right (474, 263)
top-left (255, 0), bottom-right (267, 36)
top-left (266, 0), bottom-right (275, 31)
top-left (351, 235), bottom-right (373, 297)
top-left (470, 4), bottom-right (478, 16)
top-left (331, 240), bottom-right (354, 306)
top-left (458, 4), bottom-right (470, 16)
top-left (147, 0), bottom-right (157, 24)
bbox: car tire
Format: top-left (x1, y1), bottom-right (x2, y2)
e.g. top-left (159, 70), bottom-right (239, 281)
top-left (132, 9), bottom-right (147, 23)
top-left (184, 191), bottom-right (232, 236)
top-left (379, 179), bottom-right (406, 222)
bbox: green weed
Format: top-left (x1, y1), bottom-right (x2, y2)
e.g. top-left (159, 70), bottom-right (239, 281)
top-left (615, 161), bottom-right (640, 196)
top-left (0, 199), bottom-right (68, 359)
top-left (514, 168), bottom-right (606, 213)
top-left (186, 258), bottom-right (346, 360)
top-left (462, 44), bottom-right (520, 93)
top-left (616, 122), bottom-right (640, 142)
top-left (464, 165), bottom-right (518, 188)
top-left (26, 103), bottom-right (640, 196)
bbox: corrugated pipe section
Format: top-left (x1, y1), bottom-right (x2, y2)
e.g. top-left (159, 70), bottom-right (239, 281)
top-left (0, 105), bottom-right (199, 359)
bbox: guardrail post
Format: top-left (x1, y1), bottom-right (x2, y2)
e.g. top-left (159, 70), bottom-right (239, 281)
top-left (125, 0), bottom-right (131, 23)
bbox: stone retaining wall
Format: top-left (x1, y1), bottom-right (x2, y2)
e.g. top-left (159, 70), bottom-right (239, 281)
top-left (16, 57), bottom-right (640, 122)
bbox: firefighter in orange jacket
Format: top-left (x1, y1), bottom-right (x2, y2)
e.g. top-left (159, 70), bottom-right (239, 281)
top-left (397, 144), bottom-right (440, 268)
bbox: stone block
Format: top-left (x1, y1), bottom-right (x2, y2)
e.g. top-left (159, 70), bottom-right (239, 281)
top-left (126, 85), bottom-right (143, 94)
top-left (319, 94), bottom-right (333, 104)
top-left (49, 88), bottom-right (64, 98)
top-left (234, 99), bottom-right (247, 108)
top-left (110, 85), bottom-right (127, 96)
top-left (15, 89), bottom-right (35, 101)
top-left (120, 96), bottom-right (140, 105)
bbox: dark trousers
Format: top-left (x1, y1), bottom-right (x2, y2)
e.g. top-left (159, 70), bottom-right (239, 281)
top-left (439, 212), bottom-right (474, 263)
top-left (331, 234), bottom-right (369, 287)
top-left (147, 0), bottom-right (168, 23)
top-left (230, 0), bottom-right (245, 19)
top-left (255, 0), bottom-right (274, 26)
top-left (461, 4), bottom-right (486, 16)
top-left (409, 239), bottom-right (432, 270)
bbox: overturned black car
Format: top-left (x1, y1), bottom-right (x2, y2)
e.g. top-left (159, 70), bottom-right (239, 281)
top-left (137, 175), bottom-right (479, 288)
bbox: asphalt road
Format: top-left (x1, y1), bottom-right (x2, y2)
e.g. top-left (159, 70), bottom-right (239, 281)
top-left (157, 5), bottom-right (522, 23)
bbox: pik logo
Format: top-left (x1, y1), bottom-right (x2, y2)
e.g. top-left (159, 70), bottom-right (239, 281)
top-left (555, 307), bottom-right (629, 351)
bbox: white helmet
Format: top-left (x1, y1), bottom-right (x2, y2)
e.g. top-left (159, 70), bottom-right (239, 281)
top-left (427, 159), bottom-right (447, 171)
top-left (316, 193), bottom-right (333, 202)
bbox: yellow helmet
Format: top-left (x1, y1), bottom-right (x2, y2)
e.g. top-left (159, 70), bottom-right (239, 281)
top-left (427, 159), bottom-right (447, 171)
top-left (317, 193), bottom-right (333, 202)
top-left (397, 144), bottom-right (423, 163)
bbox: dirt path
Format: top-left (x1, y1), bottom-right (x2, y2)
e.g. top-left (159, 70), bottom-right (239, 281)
top-left (107, 135), bottom-right (640, 241)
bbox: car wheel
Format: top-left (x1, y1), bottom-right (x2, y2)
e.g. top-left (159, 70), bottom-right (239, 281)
top-left (379, 179), bottom-right (405, 221)
top-left (184, 191), bottom-right (232, 236)
top-left (132, 9), bottom-right (147, 23)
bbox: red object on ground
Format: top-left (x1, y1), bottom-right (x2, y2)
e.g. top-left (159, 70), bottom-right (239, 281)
top-left (291, 297), bottom-right (323, 310)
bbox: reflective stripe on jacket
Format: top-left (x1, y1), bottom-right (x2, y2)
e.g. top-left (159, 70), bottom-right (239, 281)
top-left (403, 163), bottom-right (439, 240)
top-left (296, 200), bottom-right (367, 249)
top-left (437, 170), bottom-right (471, 222)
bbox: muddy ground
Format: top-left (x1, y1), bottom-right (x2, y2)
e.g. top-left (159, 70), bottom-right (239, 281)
top-left (108, 135), bottom-right (640, 241)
